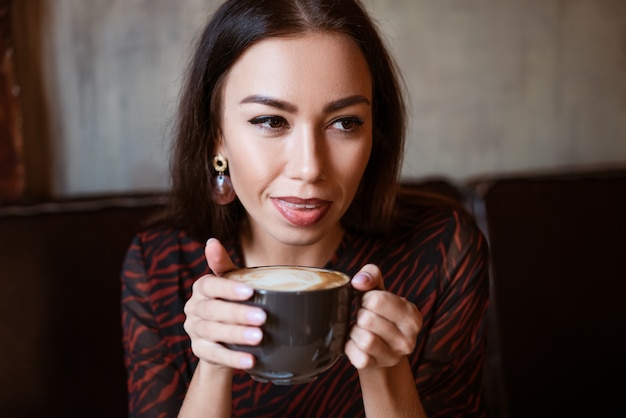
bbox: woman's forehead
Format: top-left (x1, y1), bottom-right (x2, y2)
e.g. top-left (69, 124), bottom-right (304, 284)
top-left (222, 32), bottom-right (373, 106)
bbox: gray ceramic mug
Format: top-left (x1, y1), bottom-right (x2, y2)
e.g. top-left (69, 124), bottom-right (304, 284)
top-left (223, 266), bottom-right (356, 385)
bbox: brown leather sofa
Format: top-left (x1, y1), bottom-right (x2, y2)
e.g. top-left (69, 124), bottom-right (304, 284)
top-left (0, 195), bottom-right (165, 418)
top-left (466, 167), bottom-right (626, 418)
top-left (1, 168), bottom-right (624, 417)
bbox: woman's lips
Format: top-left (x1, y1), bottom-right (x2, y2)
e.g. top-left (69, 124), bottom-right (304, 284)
top-left (271, 197), bottom-right (332, 227)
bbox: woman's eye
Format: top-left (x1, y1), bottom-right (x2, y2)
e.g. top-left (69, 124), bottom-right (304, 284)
top-left (248, 116), bottom-right (289, 131)
top-left (330, 117), bottom-right (364, 132)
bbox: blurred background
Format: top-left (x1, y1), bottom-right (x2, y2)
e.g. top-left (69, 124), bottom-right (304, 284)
top-left (2, 0), bottom-right (625, 200)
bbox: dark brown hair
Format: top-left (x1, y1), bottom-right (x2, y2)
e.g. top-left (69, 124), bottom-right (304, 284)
top-left (167, 0), bottom-right (406, 241)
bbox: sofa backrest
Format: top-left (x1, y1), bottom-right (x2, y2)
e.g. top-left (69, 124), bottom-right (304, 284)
top-left (0, 195), bottom-right (165, 418)
top-left (466, 168), bottom-right (626, 418)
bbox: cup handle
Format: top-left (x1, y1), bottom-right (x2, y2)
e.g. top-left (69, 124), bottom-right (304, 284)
top-left (350, 288), bottom-right (367, 324)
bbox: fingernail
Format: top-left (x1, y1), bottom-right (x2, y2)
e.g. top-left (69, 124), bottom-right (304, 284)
top-left (235, 284), bottom-right (253, 297)
top-left (352, 272), bottom-right (371, 285)
top-left (247, 309), bottom-right (266, 324)
top-left (243, 328), bottom-right (262, 343)
top-left (206, 237), bottom-right (217, 246)
top-left (240, 356), bottom-right (254, 369)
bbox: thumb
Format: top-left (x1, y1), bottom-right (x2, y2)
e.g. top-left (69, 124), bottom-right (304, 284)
top-left (205, 238), bottom-right (237, 276)
top-left (351, 264), bottom-right (385, 291)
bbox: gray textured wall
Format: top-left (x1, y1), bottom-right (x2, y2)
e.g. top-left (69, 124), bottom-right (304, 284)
top-left (13, 0), bottom-right (626, 196)
top-left (369, 0), bottom-right (626, 180)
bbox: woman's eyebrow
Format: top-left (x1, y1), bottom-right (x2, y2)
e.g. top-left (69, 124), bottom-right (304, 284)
top-left (324, 95), bottom-right (371, 113)
top-left (239, 94), bottom-right (371, 113)
top-left (240, 95), bottom-right (297, 112)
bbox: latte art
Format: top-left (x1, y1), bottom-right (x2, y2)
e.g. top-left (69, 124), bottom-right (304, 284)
top-left (224, 266), bottom-right (349, 291)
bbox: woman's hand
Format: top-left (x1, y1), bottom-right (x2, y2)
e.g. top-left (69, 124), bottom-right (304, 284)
top-left (345, 264), bottom-right (423, 369)
top-left (183, 238), bottom-right (266, 370)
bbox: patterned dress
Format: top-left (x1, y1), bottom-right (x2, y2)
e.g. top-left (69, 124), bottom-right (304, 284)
top-left (121, 204), bottom-right (489, 417)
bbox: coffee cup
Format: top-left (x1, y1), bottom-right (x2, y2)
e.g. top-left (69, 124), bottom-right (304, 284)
top-left (223, 266), bottom-right (355, 385)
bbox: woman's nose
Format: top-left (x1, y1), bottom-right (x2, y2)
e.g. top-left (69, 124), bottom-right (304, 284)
top-left (285, 126), bottom-right (326, 182)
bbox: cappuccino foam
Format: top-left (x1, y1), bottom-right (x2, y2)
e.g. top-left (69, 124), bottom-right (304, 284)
top-left (224, 266), bottom-right (349, 291)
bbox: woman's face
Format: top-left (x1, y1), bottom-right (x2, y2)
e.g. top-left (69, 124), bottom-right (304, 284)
top-left (217, 32), bottom-right (373, 250)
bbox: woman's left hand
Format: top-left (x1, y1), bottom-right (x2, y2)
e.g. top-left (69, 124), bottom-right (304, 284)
top-left (345, 264), bottom-right (423, 369)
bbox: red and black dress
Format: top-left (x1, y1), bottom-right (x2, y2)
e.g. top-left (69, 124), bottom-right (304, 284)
top-left (121, 204), bottom-right (489, 417)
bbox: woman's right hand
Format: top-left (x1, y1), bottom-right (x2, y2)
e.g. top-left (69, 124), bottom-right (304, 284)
top-left (183, 238), bottom-right (266, 370)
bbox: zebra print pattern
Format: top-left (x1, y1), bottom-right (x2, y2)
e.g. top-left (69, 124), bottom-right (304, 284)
top-left (121, 205), bottom-right (489, 417)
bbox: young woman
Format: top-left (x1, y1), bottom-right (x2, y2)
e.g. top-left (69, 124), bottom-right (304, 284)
top-left (121, 0), bottom-right (489, 416)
